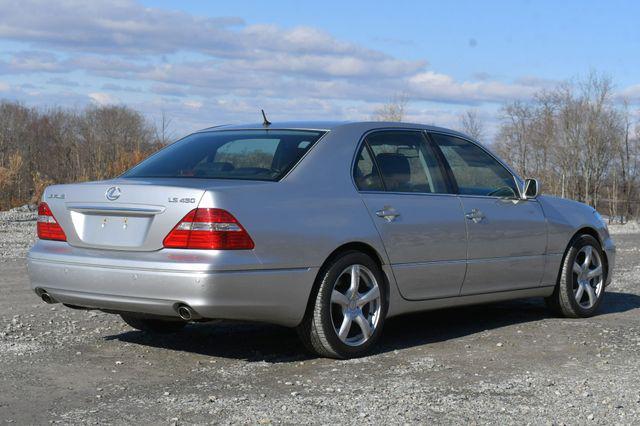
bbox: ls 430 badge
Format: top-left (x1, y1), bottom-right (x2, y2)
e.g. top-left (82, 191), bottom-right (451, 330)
top-left (168, 197), bottom-right (196, 203)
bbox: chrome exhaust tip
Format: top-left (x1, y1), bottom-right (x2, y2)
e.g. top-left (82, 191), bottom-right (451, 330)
top-left (176, 305), bottom-right (194, 321)
top-left (41, 292), bottom-right (55, 304)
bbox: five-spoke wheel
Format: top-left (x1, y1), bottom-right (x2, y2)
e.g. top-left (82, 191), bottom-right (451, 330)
top-left (297, 251), bottom-right (388, 359)
top-left (546, 234), bottom-right (607, 318)
top-left (572, 245), bottom-right (604, 309)
top-left (330, 264), bottom-right (382, 346)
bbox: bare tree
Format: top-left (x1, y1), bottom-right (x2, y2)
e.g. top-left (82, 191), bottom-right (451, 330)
top-left (0, 74), bottom-right (638, 218)
top-left (494, 72), bottom-right (636, 216)
top-left (0, 101), bottom-right (160, 210)
top-left (154, 110), bottom-right (175, 145)
top-left (372, 93), bottom-right (408, 122)
top-left (459, 109), bottom-right (484, 141)
top-left (494, 101), bottom-right (534, 177)
top-left (616, 100), bottom-right (640, 220)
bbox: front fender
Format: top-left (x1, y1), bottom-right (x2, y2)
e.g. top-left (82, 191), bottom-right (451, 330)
top-left (537, 195), bottom-right (615, 285)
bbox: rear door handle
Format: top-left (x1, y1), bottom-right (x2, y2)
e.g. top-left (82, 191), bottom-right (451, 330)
top-left (465, 208), bottom-right (485, 223)
top-left (376, 207), bottom-right (400, 222)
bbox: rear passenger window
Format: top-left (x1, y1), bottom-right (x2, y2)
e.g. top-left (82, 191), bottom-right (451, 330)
top-left (364, 131), bottom-right (448, 193)
top-left (354, 145), bottom-right (384, 191)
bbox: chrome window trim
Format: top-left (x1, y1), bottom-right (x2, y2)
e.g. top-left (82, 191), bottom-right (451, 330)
top-left (357, 190), bottom-right (459, 198)
top-left (357, 190), bottom-right (538, 202)
top-left (456, 193), bottom-right (540, 203)
top-left (427, 130), bottom-right (525, 199)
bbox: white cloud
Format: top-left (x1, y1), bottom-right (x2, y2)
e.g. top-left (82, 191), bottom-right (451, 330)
top-left (618, 84), bottom-right (640, 103)
top-left (0, 0), bottom-right (242, 55)
top-left (408, 71), bottom-right (539, 103)
top-left (0, 0), bottom-right (412, 69)
top-left (0, 0), bottom-right (603, 137)
top-left (0, 82), bottom-right (9, 92)
top-left (89, 92), bottom-right (118, 105)
top-left (0, 0), bottom-right (545, 105)
top-left (0, 51), bottom-right (66, 74)
top-left (183, 100), bottom-right (203, 109)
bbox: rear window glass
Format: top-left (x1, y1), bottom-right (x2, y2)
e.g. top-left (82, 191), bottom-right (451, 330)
top-left (122, 130), bottom-right (325, 181)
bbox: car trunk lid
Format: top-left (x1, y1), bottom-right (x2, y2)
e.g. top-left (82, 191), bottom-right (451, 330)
top-left (44, 180), bottom-right (208, 251)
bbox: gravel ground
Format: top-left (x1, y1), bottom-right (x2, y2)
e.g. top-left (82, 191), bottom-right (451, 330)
top-left (609, 220), bottom-right (640, 235)
top-left (0, 210), bottom-right (36, 259)
top-left (1, 214), bottom-right (639, 424)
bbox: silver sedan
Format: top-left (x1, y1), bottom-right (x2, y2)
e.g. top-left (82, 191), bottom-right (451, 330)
top-left (27, 121), bottom-right (616, 358)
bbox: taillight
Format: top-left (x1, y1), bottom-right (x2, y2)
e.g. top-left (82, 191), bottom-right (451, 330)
top-left (163, 208), bottom-right (254, 250)
top-left (37, 202), bottom-right (67, 241)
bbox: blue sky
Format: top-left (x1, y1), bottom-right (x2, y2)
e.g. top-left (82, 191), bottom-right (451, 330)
top-left (0, 0), bottom-right (638, 139)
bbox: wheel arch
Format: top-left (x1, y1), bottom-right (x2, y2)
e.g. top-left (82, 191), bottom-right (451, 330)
top-left (298, 241), bottom-right (391, 327)
top-left (573, 226), bottom-right (602, 246)
top-left (556, 227), bottom-right (609, 286)
top-left (324, 241), bottom-right (386, 267)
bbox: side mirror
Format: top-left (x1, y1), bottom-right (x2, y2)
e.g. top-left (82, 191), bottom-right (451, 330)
top-left (523, 178), bottom-right (539, 199)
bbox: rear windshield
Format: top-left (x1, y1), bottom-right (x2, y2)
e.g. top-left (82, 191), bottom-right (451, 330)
top-left (122, 130), bottom-right (325, 181)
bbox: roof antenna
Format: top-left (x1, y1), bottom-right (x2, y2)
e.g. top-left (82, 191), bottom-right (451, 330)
top-left (261, 109), bottom-right (271, 127)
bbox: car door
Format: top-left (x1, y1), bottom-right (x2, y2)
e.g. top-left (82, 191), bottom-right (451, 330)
top-left (355, 130), bottom-right (468, 300)
top-left (429, 132), bottom-right (547, 295)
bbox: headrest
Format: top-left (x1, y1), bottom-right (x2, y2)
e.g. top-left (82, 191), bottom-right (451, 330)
top-left (376, 153), bottom-right (410, 177)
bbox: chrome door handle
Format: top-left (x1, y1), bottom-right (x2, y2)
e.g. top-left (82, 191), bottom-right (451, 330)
top-left (465, 208), bottom-right (485, 223)
top-left (376, 208), bottom-right (400, 222)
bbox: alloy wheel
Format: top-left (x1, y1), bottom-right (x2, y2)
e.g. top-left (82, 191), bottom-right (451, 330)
top-left (329, 264), bottom-right (382, 346)
top-left (572, 245), bottom-right (604, 309)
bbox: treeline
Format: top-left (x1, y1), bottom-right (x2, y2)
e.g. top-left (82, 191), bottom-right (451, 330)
top-left (2, 73), bottom-right (639, 218)
top-left (0, 102), bottom-right (163, 210)
top-left (492, 73), bottom-right (640, 220)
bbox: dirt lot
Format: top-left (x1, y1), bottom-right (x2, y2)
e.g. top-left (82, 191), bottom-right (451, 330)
top-left (1, 214), bottom-right (639, 424)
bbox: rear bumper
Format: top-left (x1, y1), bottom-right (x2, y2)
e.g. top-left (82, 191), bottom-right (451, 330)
top-left (27, 241), bottom-right (318, 327)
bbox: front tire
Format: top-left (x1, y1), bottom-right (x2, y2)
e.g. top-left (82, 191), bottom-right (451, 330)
top-left (297, 251), bottom-right (388, 359)
top-left (120, 314), bottom-right (187, 334)
top-left (545, 234), bottom-right (606, 318)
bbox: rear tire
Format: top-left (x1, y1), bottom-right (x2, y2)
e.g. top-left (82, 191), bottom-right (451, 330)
top-left (297, 251), bottom-right (388, 359)
top-left (120, 314), bottom-right (187, 334)
top-left (545, 234), bottom-right (606, 318)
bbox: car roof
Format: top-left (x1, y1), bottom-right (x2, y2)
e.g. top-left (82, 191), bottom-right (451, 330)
top-left (198, 121), bottom-right (348, 132)
top-left (196, 121), bottom-right (474, 140)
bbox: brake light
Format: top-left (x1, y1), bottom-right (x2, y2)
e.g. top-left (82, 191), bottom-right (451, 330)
top-left (163, 208), bottom-right (254, 250)
top-left (37, 202), bottom-right (67, 241)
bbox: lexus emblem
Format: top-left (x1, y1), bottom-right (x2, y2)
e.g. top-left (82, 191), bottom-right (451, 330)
top-left (105, 186), bottom-right (121, 201)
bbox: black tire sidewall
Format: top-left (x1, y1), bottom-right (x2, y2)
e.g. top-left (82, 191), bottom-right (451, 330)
top-left (560, 235), bottom-right (606, 317)
top-left (317, 252), bottom-right (388, 358)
